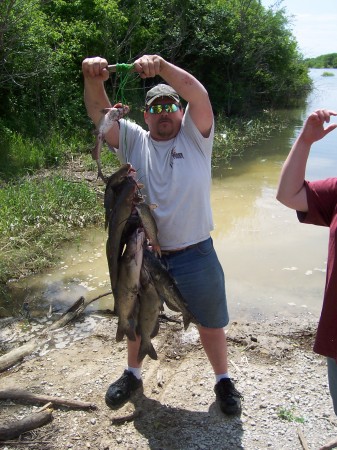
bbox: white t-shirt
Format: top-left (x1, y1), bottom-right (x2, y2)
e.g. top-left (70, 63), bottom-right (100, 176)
top-left (114, 104), bottom-right (214, 250)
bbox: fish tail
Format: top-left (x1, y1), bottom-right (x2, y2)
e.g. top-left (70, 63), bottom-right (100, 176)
top-left (150, 319), bottom-right (160, 338)
top-left (137, 340), bottom-right (158, 363)
top-left (182, 312), bottom-right (192, 331)
top-left (116, 323), bottom-right (137, 342)
top-left (115, 325), bottom-right (125, 342)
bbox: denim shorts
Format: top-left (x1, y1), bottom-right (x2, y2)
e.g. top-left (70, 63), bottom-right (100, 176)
top-left (327, 357), bottom-right (337, 415)
top-left (160, 237), bottom-right (229, 328)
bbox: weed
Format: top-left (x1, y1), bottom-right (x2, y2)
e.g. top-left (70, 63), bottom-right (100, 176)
top-left (278, 407), bottom-right (305, 423)
top-left (0, 176), bottom-right (103, 283)
top-left (213, 109), bottom-right (290, 165)
top-left (322, 72), bottom-right (335, 77)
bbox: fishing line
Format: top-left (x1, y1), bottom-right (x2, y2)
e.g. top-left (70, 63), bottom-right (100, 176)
top-left (114, 63), bottom-right (134, 105)
top-left (113, 63), bottom-right (135, 163)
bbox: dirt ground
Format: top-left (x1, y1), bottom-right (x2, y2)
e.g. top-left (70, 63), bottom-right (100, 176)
top-left (1, 309), bottom-right (337, 450)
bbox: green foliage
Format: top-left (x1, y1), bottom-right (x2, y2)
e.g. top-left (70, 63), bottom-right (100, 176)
top-left (213, 109), bottom-right (290, 164)
top-left (305, 53), bottom-right (337, 69)
top-left (0, 0), bottom-right (313, 183)
top-left (185, 0), bottom-right (311, 114)
top-left (0, 119), bottom-right (91, 180)
top-left (278, 407), bottom-right (305, 423)
top-left (0, 176), bottom-right (103, 283)
top-left (0, 176), bottom-right (101, 236)
top-left (0, 0), bottom-right (312, 135)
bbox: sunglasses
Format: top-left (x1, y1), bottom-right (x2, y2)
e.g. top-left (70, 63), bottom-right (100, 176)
top-left (146, 103), bottom-right (181, 114)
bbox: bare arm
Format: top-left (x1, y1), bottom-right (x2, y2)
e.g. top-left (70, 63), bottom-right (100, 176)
top-left (134, 55), bottom-right (213, 137)
top-left (82, 57), bottom-right (120, 148)
top-left (276, 109), bottom-right (337, 211)
top-left (82, 54), bottom-right (213, 147)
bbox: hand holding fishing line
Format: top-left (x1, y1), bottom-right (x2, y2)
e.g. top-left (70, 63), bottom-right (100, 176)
top-left (108, 55), bottom-right (165, 79)
top-left (107, 63), bottom-right (135, 73)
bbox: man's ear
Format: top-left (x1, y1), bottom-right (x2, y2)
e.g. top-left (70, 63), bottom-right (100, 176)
top-left (143, 110), bottom-right (149, 125)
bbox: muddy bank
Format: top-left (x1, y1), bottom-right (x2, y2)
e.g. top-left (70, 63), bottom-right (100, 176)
top-left (0, 312), bottom-right (336, 450)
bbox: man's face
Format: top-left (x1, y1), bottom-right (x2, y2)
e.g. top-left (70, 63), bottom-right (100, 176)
top-left (144, 96), bottom-right (183, 141)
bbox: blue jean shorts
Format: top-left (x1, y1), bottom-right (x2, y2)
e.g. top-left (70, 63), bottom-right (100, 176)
top-left (327, 357), bottom-right (337, 415)
top-left (160, 237), bottom-right (229, 328)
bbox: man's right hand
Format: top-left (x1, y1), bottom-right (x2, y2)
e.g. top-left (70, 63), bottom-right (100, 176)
top-left (82, 57), bottom-right (110, 83)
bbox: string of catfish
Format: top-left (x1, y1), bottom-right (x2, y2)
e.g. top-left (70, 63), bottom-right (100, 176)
top-left (91, 98), bottom-right (198, 364)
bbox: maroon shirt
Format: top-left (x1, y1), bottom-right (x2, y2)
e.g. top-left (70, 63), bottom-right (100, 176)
top-left (297, 178), bottom-right (337, 359)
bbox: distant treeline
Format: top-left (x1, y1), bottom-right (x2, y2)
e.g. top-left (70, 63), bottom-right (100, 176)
top-left (305, 53), bottom-right (337, 69)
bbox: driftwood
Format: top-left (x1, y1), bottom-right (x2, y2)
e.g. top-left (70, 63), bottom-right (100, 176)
top-left (0, 291), bottom-right (112, 372)
top-left (0, 409), bottom-right (53, 441)
top-left (319, 438), bottom-right (337, 450)
top-left (47, 296), bottom-right (86, 331)
top-left (48, 291), bottom-right (112, 331)
top-left (0, 388), bottom-right (97, 410)
top-left (297, 426), bottom-right (310, 450)
top-left (0, 340), bottom-right (40, 372)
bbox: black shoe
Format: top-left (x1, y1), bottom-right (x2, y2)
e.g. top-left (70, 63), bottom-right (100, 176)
top-left (214, 378), bottom-right (243, 415)
top-left (105, 370), bottom-right (143, 409)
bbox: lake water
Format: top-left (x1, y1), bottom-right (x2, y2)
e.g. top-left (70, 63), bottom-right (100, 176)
top-left (3, 69), bottom-right (337, 322)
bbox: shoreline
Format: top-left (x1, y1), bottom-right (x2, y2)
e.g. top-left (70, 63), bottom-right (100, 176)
top-left (1, 312), bottom-right (336, 449)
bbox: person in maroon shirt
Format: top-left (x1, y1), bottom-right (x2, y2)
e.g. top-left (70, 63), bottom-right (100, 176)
top-left (277, 108), bottom-right (337, 450)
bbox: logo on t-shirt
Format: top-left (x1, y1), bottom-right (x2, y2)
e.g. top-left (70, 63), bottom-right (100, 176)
top-left (170, 147), bottom-right (184, 168)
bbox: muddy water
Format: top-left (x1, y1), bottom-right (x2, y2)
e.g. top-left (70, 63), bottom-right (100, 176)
top-left (3, 69), bottom-right (337, 322)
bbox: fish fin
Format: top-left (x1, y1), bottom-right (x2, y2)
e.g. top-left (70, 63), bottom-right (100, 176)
top-left (116, 323), bottom-right (136, 342)
top-left (150, 319), bottom-right (160, 338)
top-left (115, 330), bottom-right (124, 342)
top-left (101, 107), bottom-right (113, 114)
top-left (182, 313), bottom-right (191, 331)
top-left (125, 327), bottom-right (137, 342)
top-left (137, 341), bottom-right (158, 363)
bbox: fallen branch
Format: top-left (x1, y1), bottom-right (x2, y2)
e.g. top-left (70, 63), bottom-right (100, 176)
top-left (0, 441), bottom-right (53, 446)
top-left (48, 296), bottom-right (86, 331)
top-left (297, 426), bottom-right (310, 450)
top-left (0, 291), bottom-right (113, 372)
top-left (48, 291), bottom-right (112, 331)
top-left (319, 438), bottom-right (337, 450)
top-left (0, 388), bottom-right (97, 410)
top-left (0, 340), bottom-right (40, 372)
top-left (0, 409), bottom-right (53, 441)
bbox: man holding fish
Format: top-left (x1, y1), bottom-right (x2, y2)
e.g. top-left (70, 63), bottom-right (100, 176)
top-left (82, 54), bottom-right (242, 415)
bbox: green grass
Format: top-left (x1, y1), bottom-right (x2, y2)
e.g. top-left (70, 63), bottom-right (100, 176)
top-left (278, 407), bottom-right (305, 423)
top-left (322, 71), bottom-right (335, 77)
top-left (213, 109), bottom-right (289, 165)
top-left (0, 124), bottom-right (91, 180)
top-left (0, 176), bottom-right (103, 283)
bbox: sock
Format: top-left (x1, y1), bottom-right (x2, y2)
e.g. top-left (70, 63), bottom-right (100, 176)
top-left (215, 373), bottom-right (230, 383)
top-left (127, 366), bottom-right (142, 380)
